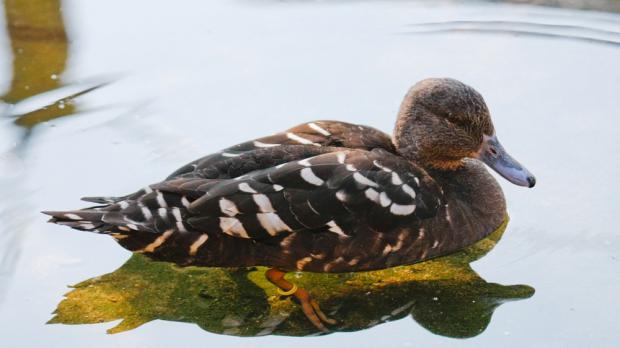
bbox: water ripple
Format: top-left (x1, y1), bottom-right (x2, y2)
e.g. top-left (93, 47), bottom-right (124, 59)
top-left (406, 20), bottom-right (620, 47)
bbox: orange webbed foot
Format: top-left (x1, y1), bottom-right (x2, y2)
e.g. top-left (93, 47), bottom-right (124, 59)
top-left (265, 268), bottom-right (336, 332)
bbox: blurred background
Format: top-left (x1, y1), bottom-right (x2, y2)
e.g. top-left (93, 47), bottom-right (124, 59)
top-left (0, 0), bottom-right (619, 347)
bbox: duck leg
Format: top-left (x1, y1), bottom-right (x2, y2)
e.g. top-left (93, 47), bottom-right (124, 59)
top-left (265, 268), bottom-right (336, 331)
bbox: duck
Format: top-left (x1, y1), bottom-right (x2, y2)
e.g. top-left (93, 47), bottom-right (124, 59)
top-left (44, 78), bottom-right (536, 331)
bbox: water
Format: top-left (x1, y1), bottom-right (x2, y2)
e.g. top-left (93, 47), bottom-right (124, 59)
top-left (0, 0), bottom-right (619, 346)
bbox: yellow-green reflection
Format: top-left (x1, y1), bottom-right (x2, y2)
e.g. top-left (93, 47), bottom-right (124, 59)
top-left (1, 0), bottom-right (107, 132)
top-left (2, 0), bottom-right (68, 103)
top-left (1, 0), bottom-right (78, 127)
top-left (49, 218), bottom-right (534, 338)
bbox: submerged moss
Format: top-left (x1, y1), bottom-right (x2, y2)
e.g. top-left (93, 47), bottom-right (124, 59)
top-left (49, 218), bottom-right (534, 338)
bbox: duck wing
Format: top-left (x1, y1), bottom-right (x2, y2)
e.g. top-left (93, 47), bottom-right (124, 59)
top-left (47, 122), bottom-right (441, 243)
top-left (171, 148), bottom-right (443, 239)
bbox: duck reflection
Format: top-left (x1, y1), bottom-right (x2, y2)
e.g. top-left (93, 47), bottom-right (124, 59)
top-left (49, 219), bottom-right (534, 338)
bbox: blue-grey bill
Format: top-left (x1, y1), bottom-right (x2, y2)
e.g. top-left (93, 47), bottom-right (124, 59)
top-left (477, 135), bottom-right (536, 188)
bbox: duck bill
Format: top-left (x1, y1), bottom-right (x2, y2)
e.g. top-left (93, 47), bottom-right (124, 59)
top-left (476, 135), bottom-right (536, 188)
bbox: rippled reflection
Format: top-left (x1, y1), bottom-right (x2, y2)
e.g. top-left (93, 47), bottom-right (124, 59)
top-left (49, 220), bottom-right (534, 338)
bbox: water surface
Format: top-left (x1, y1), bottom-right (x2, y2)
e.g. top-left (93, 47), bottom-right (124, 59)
top-left (0, 0), bottom-right (619, 347)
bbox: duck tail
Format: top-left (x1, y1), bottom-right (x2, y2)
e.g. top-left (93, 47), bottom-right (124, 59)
top-left (43, 189), bottom-right (147, 234)
top-left (43, 209), bottom-right (111, 233)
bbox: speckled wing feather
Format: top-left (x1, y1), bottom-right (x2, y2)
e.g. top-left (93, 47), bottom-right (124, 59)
top-left (169, 148), bottom-right (443, 239)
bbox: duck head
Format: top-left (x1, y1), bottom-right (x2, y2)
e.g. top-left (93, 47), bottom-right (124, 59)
top-left (394, 78), bottom-right (535, 188)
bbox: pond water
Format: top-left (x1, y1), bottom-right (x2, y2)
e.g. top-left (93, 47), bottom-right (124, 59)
top-left (0, 0), bottom-right (619, 347)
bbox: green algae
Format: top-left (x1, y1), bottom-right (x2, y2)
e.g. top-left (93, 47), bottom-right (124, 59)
top-left (48, 217), bottom-right (534, 338)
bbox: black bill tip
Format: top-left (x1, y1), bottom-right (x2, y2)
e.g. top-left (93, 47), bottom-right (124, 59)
top-left (527, 176), bottom-right (536, 188)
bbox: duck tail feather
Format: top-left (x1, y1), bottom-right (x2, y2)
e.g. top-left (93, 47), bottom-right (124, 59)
top-left (42, 209), bottom-right (110, 233)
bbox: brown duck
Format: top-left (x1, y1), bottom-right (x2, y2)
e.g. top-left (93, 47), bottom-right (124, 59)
top-left (45, 78), bottom-right (536, 331)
